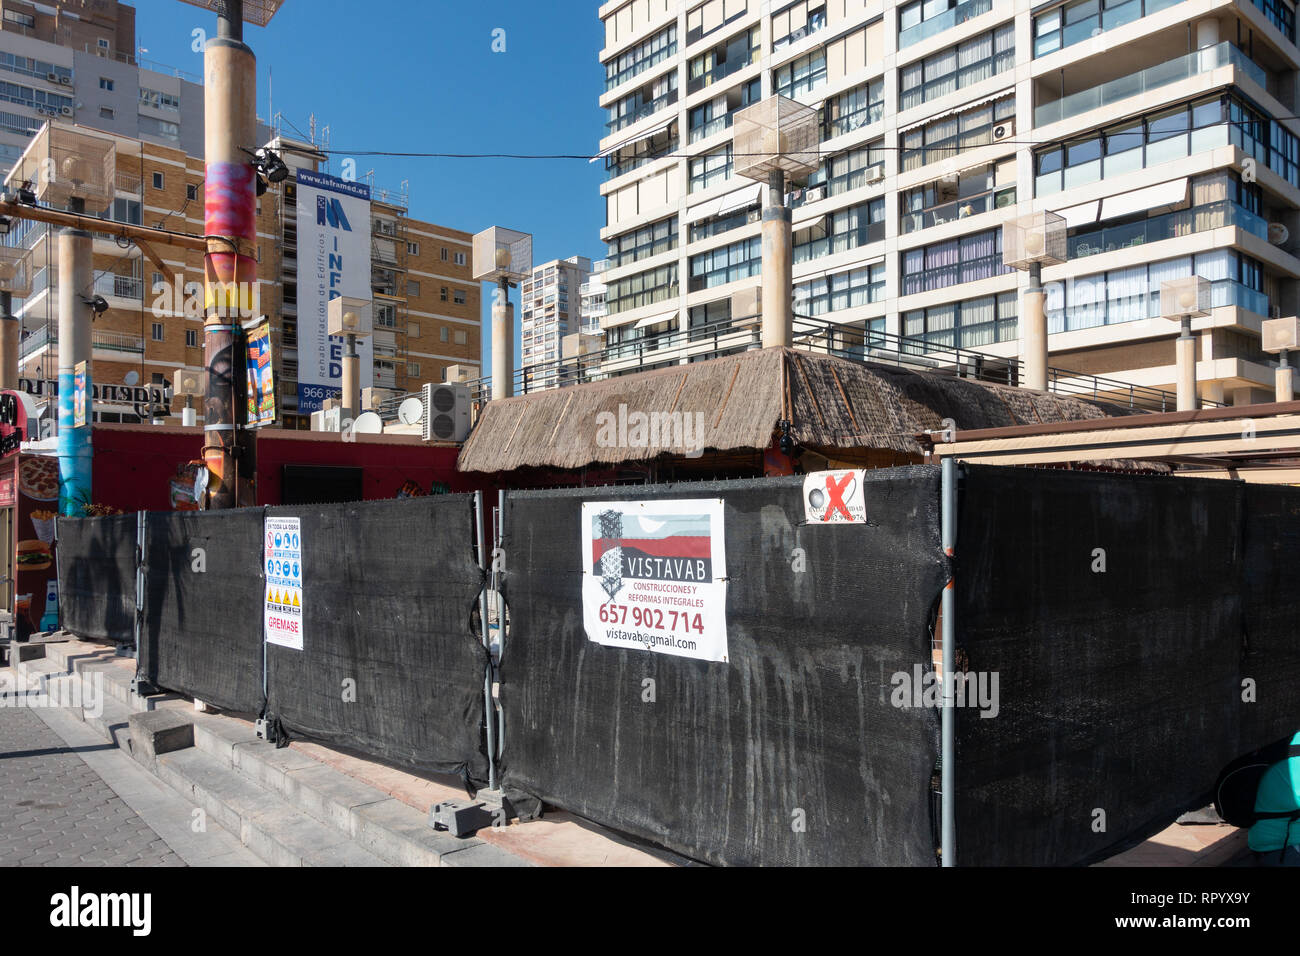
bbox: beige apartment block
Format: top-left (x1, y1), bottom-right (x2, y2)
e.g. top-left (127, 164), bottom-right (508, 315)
top-left (594, 0), bottom-right (1300, 405)
top-left (520, 254), bottom-right (592, 390)
top-left (13, 130), bottom-right (480, 429)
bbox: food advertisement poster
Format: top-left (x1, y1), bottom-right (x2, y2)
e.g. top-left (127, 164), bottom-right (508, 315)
top-left (581, 498), bottom-right (728, 663)
top-left (14, 455), bottom-right (59, 636)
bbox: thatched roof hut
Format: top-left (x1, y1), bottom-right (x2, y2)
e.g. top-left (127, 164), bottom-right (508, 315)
top-left (457, 346), bottom-right (1143, 474)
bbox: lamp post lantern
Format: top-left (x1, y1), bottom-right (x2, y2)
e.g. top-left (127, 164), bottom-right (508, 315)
top-left (327, 296), bottom-right (373, 426)
top-left (473, 227), bottom-right (532, 401)
top-left (1160, 276), bottom-right (1211, 412)
top-left (1002, 211), bottom-right (1067, 392)
top-left (1262, 315), bottom-right (1300, 403)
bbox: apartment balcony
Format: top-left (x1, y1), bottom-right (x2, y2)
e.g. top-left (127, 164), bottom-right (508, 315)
top-left (1048, 279), bottom-right (1271, 334)
top-left (20, 326), bottom-right (146, 364)
top-left (899, 0), bottom-right (993, 50)
top-left (1067, 200), bottom-right (1268, 260)
top-left (1034, 42), bottom-right (1267, 127)
top-left (93, 272), bottom-right (144, 301)
top-left (607, 87), bottom-right (679, 134)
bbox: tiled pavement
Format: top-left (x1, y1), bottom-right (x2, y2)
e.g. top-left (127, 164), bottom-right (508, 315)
top-left (0, 705), bottom-right (183, 866)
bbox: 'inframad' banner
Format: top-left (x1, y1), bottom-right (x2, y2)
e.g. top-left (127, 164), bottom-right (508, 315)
top-left (581, 499), bottom-right (728, 663)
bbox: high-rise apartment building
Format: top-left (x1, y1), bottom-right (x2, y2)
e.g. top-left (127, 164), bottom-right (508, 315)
top-left (580, 257), bottom-right (610, 334)
top-left (520, 254), bottom-right (591, 390)
top-left (595, 0), bottom-right (1300, 405)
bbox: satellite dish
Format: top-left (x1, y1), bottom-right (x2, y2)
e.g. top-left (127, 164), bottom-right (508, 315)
top-left (124, 370), bottom-right (139, 386)
top-left (398, 397), bottom-right (424, 425)
top-left (352, 411), bottom-right (383, 435)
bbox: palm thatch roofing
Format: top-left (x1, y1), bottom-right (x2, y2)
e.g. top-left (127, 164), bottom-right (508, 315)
top-left (456, 346), bottom-right (1144, 474)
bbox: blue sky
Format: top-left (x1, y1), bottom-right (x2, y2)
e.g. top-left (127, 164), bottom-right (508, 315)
top-left (130, 0), bottom-right (607, 373)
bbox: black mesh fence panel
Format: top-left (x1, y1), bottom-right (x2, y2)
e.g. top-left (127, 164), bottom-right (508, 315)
top-left (954, 466), bottom-right (1249, 866)
top-left (499, 469), bottom-right (948, 866)
top-left (264, 496), bottom-right (489, 788)
top-left (56, 514), bottom-right (137, 643)
top-left (138, 509), bottom-right (266, 715)
top-left (1239, 483), bottom-right (1300, 751)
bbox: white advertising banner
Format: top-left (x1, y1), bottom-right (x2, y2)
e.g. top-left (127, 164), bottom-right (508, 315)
top-left (581, 499), bottom-right (728, 663)
top-left (803, 469), bottom-right (867, 523)
top-left (295, 169), bottom-right (373, 413)
top-left (264, 516), bottom-right (304, 650)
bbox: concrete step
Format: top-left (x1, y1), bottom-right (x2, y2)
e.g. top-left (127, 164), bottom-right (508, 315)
top-left (189, 715), bottom-right (524, 866)
top-left (153, 747), bottom-right (390, 867)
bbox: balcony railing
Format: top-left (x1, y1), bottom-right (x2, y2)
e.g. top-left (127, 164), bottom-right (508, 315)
top-left (1035, 42), bottom-right (1268, 127)
top-left (607, 89), bottom-right (679, 134)
top-left (94, 272), bottom-right (143, 300)
top-left (1067, 200), bottom-right (1268, 259)
top-left (901, 189), bottom-right (1014, 234)
top-left (899, 0), bottom-right (993, 49)
top-left (20, 327), bottom-right (145, 362)
top-left (687, 51), bottom-right (754, 95)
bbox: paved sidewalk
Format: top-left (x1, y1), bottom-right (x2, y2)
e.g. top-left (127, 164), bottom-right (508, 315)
top-left (0, 670), bottom-right (261, 867)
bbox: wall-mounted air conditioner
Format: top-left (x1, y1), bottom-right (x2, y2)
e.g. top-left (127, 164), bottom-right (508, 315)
top-left (59, 106), bottom-right (73, 116)
top-left (46, 72), bottom-right (59, 83)
top-left (59, 75), bottom-right (72, 86)
top-left (421, 382), bottom-right (472, 442)
top-left (992, 120), bottom-right (1015, 141)
top-left (866, 164), bottom-right (885, 183)
top-left (804, 186), bottom-right (825, 203)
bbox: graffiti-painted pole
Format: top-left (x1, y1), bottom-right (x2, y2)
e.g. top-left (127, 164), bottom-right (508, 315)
top-left (201, 0), bottom-right (259, 508)
top-left (56, 203), bottom-right (93, 516)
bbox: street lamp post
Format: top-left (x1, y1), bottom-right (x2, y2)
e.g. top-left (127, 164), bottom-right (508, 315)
top-left (472, 228), bottom-right (532, 401)
top-left (1262, 316), bottom-right (1299, 403)
top-left (1003, 212), bottom-right (1067, 392)
top-left (731, 96), bottom-right (820, 349)
top-left (1159, 276), bottom-right (1211, 412)
top-left (327, 296), bottom-right (372, 426)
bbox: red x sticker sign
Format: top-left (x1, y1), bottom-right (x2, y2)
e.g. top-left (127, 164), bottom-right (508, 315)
top-left (803, 469), bottom-right (867, 523)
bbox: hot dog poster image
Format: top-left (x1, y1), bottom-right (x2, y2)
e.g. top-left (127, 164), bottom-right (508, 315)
top-left (15, 455), bottom-right (60, 635)
top-left (581, 498), bottom-right (728, 663)
top-left (264, 516), bottom-right (304, 651)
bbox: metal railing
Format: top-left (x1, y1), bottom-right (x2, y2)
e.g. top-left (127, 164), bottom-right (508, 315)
top-left (1067, 200), bottom-right (1267, 258)
top-left (20, 327), bottom-right (144, 362)
top-left (1035, 42), bottom-right (1268, 126)
top-left (461, 311), bottom-right (1195, 414)
top-left (93, 272), bottom-right (143, 301)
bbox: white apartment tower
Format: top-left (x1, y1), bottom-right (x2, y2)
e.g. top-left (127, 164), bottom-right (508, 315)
top-left (595, 0), bottom-right (1300, 405)
top-left (520, 255), bottom-right (593, 390)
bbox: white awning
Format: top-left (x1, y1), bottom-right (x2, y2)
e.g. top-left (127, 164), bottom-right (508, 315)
top-left (793, 213), bottom-right (828, 233)
top-left (591, 121), bottom-right (674, 162)
top-left (634, 309), bottom-right (679, 330)
top-left (685, 195), bottom-right (725, 223)
top-left (1099, 177), bottom-right (1189, 221)
top-left (717, 182), bottom-right (764, 215)
top-left (1056, 199), bottom-right (1100, 228)
top-left (899, 87), bottom-right (1015, 135)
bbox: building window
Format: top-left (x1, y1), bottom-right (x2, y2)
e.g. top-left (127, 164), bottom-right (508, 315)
top-left (899, 24), bottom-right (1014, 113)
top-left (440, 286), bottom-right (448, 301)
top-left (407, 241), bottom-right (419, 256)
top-left (139, 88), bottom-right (181, 111)
top-left (99, 106), bottom-right (114, 119)
top-left (607, 71), bottom-right (678, 133)
top-left (772, 0), bottom-right (828, 50)
top-left (823, 79), bottom-right (884, 140)
top-left (152, 172), bottom-right (164, 190)
top-left (3, 11), bottom-right (35, 28)
top-left (774, 48), bottom-right (827, 99)
top-left (97, 39), bottom-right (110, 50)
top-left (440, 247), bottom-right (448, 261)
top-left (453, 289), bottom-right (467, 304)
top-left (407, 362), bottom-right (421, 377)
top-left (689, 144), bottom-right (733, 193)
top-left (375, 303), bottom-right (396, 328)
top-left (605, 23), bottom-right (677, 92)
top-left (901, 227), bottom-right (1013, 296)
top-left (606, 263), bottom-right (679, 314)
top-left (607, 216), bottom-right (678, 268)
top-left (99, 77), bottom-right (114, 91)
top-left (902, 162), bottom-right (1016, 234)
top-left (440, 327), bottom-right (449, 342)
top-left (899, 0), bottom-right (994, 50)
top-left (186, 183), bottom-right (198, 201)
top-left (689, 236), bottom-right (761, 291)
top-left (151, 323), bottom-right (164, 342)
top-left (686, 0), bottom-right (748, 46)
top-left (186, 329), bottom-right (198, 348)
top-left (406, 280), bottom-right (420, 297)
top-left (687, 26), bottom-right (759, 95)
top-left (901, 95), bottom-right (1015, 172)
top-left (793, 198), bottom-right (886, 264)
top-left (903, 291), bottom-right (1017, 351)
top-left (795, 262), bottom-right (887, 316)
top-left (454, 251), bottom-right (466, 266)
top-left (454, 330), bottom-right (468, 345)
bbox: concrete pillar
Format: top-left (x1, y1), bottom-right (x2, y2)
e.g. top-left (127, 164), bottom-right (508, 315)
top-left (202, 1), bottom-right (258, 509)
top-left (760, 170), bottom-right (792, 350)
top-left (1202, 380), bottom-right (1226, 406)
top-left (1022, 262), bottom-right (1048, 391)
top-left (491, 282), bottom-right (513, 401)
top-left (0, 291), bottom-right (18, 390)
top-left (1277, 351), bottom-right (1294, 402)
top-left (57, 223), bottom-right (92, 516)
top-left (1176, 318), bottom-right (1199, 411)
top-left (341, 333), bottom-right (359, 424)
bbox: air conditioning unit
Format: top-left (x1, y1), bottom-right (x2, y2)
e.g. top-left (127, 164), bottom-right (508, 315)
top-left (421, 382), bottom-right (472, 442)
top-left (804, 186), bottom-right (826, 203)
top-left (992, 120), bottom-right (1015, 141)
top-left (1269, 222), bottom-right (1290, 245)
top-left (60, 106), bottom-right (73, 116)
top-left (59, 75), bottom-right (72, 86)
top-left (46, 72), bottom-right (59, 83)
top-left (865, 164), bottom-right (885, 184)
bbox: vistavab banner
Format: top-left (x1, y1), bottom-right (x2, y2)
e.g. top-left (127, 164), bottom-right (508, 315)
top-left (295, 169), bottom-right (374, 413)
